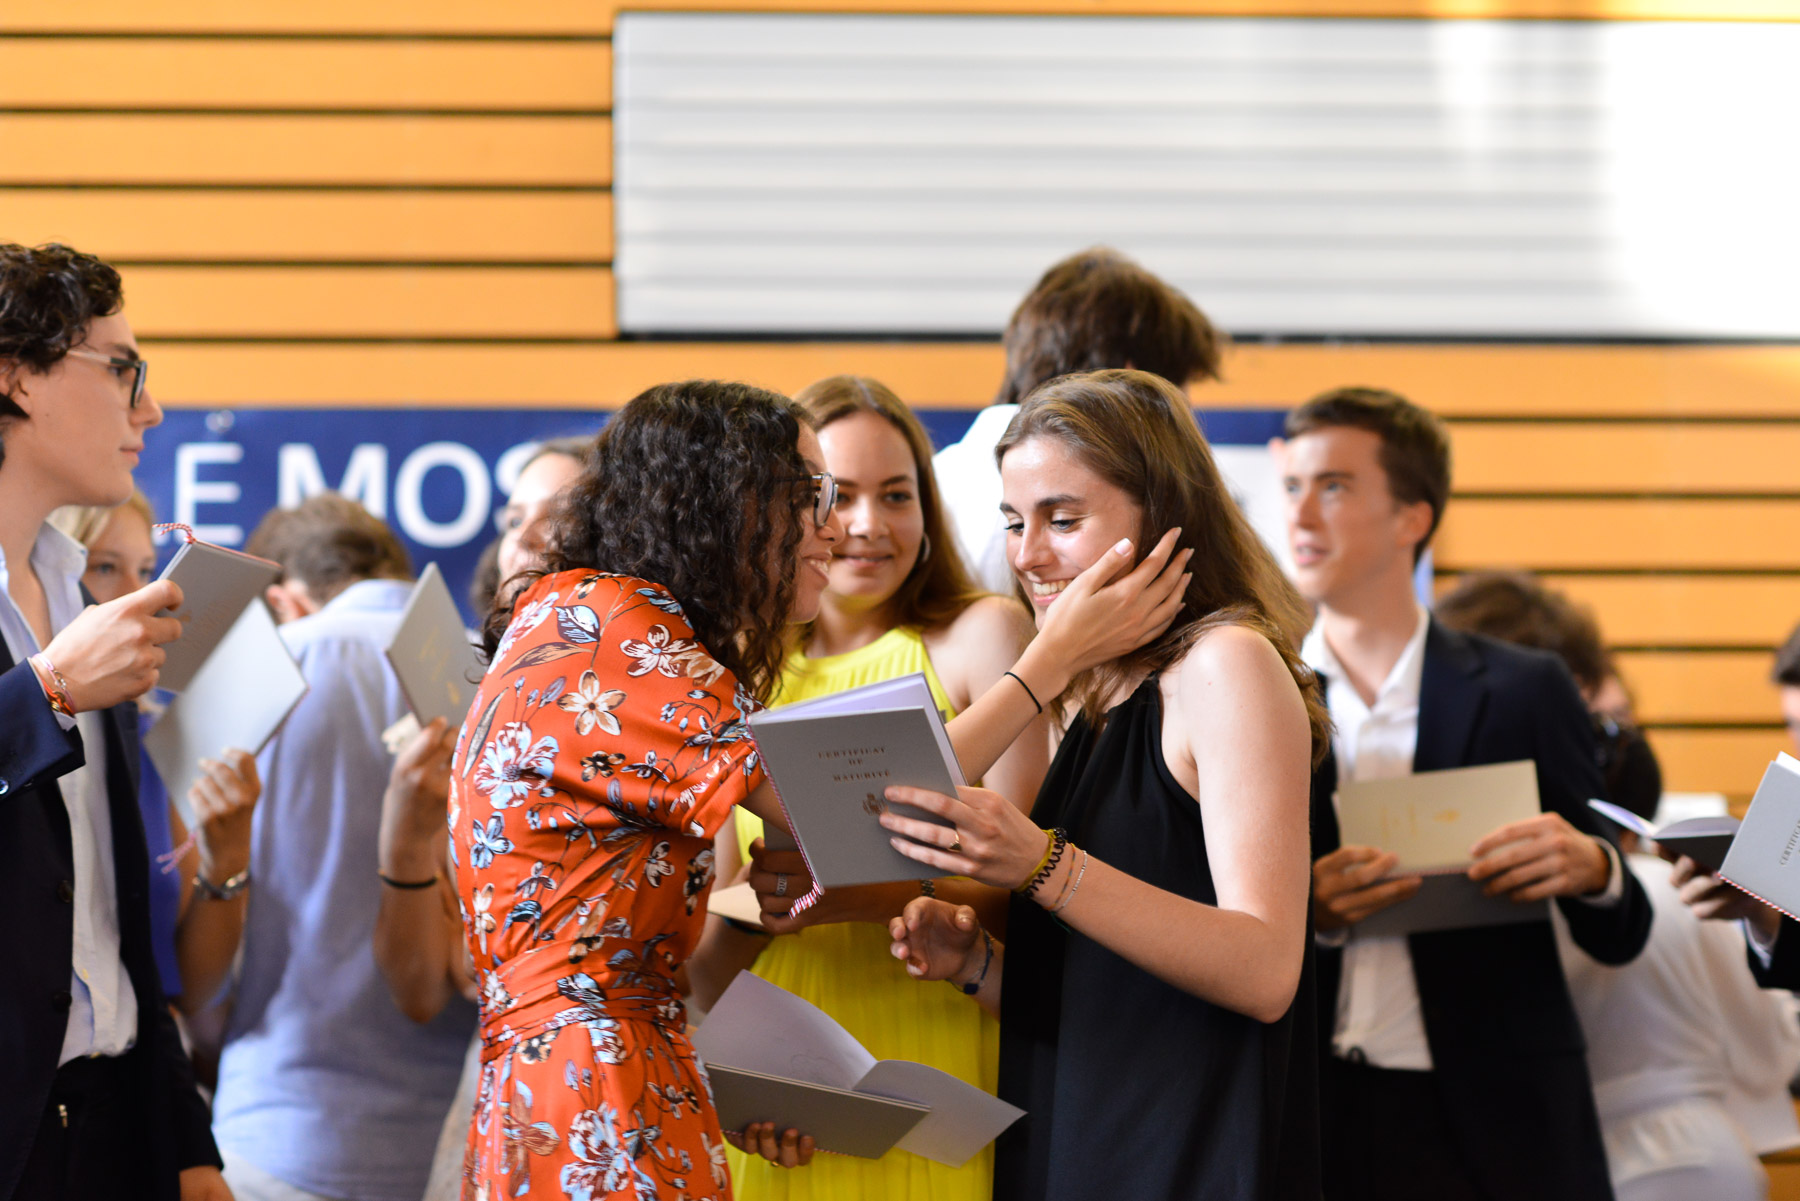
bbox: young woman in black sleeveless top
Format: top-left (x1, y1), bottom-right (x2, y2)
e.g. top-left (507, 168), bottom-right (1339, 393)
top-left (880, 369), bottom-right (1331, 1201)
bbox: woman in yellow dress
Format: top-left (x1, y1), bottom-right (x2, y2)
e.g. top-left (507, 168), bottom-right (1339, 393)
top-left (689, 375), bottom-right (1054, 1201)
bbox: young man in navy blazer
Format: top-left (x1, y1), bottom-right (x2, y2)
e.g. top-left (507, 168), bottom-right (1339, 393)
top-left (0, 243), bottom-right (228, 1200)
top-left (1282, 387), bottom-right (1652, 1201)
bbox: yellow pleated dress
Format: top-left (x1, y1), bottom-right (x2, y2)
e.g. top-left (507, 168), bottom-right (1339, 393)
top-left (726, 626), bottom-right (1000, 1201)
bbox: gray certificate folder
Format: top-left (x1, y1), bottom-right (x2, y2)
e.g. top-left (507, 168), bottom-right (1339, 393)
top-left (155, 537), bottom-right (282, 693)
top-left (1589, 799), bottom-right (1739, 874)
top-left (384, 562), bottom-right (484, 729)
top-left (694, 973), bottom-right (1024, 1166)
top-left (748, 673), bottom-right (965, 890)
top-left (704, 1066), bottom-right (930, 1160)
top-left (1337, 760), bottom-right (1550, 938)
top-left (1719, 754), bottom-right (1800, 918)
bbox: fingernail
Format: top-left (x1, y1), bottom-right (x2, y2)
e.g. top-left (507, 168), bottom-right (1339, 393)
top-left (1113, 538), bottom-right (1132, 554)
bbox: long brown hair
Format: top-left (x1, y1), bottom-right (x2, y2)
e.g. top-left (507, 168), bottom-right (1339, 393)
top-left (792, 375), bottom-right (988, 634)
top-left (481, 380), bottom-right (815, 706)
top-left (996, 369), bottom-right (1329, 760)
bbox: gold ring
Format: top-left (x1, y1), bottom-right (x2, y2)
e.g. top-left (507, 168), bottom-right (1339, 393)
top-left (949, 835), bottom-right (963, 855)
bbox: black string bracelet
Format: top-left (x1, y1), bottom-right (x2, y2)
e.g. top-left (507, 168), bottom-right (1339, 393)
top-left (1005, 671), bottom-right (1044, 714)
top-left (379, 872), bottom-right (439, 890)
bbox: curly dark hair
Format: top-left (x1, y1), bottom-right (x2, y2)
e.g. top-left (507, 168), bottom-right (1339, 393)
top-left (481, 380), bottom-right (816, 705)
top-left (0, 242), bottom-right (125, 471)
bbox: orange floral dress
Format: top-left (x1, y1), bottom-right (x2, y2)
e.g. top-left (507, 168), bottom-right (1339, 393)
top-left (449, 571), bottom-right (764, 1201)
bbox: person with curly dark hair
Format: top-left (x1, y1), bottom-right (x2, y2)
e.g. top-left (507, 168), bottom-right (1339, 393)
top-left (0, 242), bottom-right (229, 1200)
top-left (450, 378), bottom-right (1186, 1198)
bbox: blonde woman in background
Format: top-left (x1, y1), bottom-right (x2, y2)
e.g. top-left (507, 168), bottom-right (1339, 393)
top-left (50, 493), bottom-right (261, 1015)
top-left (688, 375), bottom-right (1053, 1201)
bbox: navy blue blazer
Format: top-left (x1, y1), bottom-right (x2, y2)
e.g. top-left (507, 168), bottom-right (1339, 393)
top-left (0, 629), bottom-right (219, 1198)
top-left (1311, 619), bottom-right (1653, 1201)
top-left (1747, 917), bottom-right (1800, 990)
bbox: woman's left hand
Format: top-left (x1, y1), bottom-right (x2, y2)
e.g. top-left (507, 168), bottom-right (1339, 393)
top-left (724, 1122), bottom-right (816, 1168)
top-left (877, 784), bottom-right (1045, 891)
top-left (191, 748), bottom-right (260, 884)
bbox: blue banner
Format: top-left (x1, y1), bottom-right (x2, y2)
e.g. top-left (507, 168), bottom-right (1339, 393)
top-left (135, 406), bottom-right (1290, 623)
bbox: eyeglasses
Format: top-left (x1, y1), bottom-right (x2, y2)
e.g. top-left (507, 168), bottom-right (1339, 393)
top-left (66, 349), bottom-right (148, 408)
top-left (784, 472), bottom-right (838, 527)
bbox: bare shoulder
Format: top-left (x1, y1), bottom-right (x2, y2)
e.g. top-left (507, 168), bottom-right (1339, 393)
top-left (1167, 623), bottom-right (1308, 723)
top-left (1181, 622), bottom-right (1292, 682)
top-left (927, 595), bottom-right (1031, 658)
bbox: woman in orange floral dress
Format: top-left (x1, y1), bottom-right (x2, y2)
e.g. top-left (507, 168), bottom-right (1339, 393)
top-left (450, 380), bottom-right (1188, 1200)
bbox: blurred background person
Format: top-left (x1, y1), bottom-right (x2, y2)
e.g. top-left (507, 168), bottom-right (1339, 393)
top-left (934, 247), bottom-right (1223, 594)
top-left (212, 493), bottom-right (475, 1201)
top-left (1773, 623), bottom-right (1800, 758)
top-left (50, 494), bottom-right (262, 1018)
top-left (492, 435), bottom-right (589, 607)
top-left (1437, 569), bottom-right (1800, 1201)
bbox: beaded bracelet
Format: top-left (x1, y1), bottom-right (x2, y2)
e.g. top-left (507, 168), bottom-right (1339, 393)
top-left (957, 928), bottom-right (995, 996)
top-left (29, 654), bottom-right (74, 718)
top-left (1050, 848), bottom-right (1090, 914)
top-left (1016, 827), bottom-right (1068, 896)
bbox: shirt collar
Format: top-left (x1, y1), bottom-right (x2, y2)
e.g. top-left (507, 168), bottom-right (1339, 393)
top-left (0, 521), bottom-right (89, 595)
top-left (1303, 603), bottom-right (1431, 710)
top-left (319, 576), bottom-right (414, 615)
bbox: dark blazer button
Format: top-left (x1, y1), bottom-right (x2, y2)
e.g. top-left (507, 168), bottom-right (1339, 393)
top-left (56, 880), bottom-right (74, 904)
top-left (0, 777), bottom-right (9, 794)
top-left (51, 991), bottom-right (71, 1012)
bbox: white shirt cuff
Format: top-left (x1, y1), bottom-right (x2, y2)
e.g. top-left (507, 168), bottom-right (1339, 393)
top-left (1571, 838), bottom-right (1626, 908)
top-left (1745, 916), bottom-right (1779, 968)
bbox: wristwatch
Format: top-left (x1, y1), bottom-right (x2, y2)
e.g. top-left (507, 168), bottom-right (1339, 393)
top-left (194, 868), bottom-right (251, 900)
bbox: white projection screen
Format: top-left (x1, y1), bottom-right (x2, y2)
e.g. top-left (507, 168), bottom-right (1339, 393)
top-left (614, 13), bottom-right (1800, 339)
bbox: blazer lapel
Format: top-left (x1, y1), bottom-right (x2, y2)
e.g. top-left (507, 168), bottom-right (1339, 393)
top-left (1414, 618), bottom-right (1487, 773)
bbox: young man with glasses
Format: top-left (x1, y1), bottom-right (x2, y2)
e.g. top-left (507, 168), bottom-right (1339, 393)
top-left (0, 242), bottom-right (230, 1199)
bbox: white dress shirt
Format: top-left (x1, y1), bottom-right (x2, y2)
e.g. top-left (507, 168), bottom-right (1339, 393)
top-left (1304, 604), bottom-right (1438, 1069)
top-left (1560, 854), bottom-right (1800, 1197)
top-left (933, 403), bottom-right (1020, 595)
top-left (0, 523), bottom-right (138, 1063)
top-left (1305, 606), bottom-right (1623, 1072)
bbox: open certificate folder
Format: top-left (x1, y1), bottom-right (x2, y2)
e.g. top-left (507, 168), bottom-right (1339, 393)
top-left (153, 528), bottom-right (282, 693)
top-left (693, 973), bottom-right (1023, 1164)
top-left (1589, 799), bottom-right (1739, 874)
top-left (143, 601), bottom-right (308, 827)
top-left (748, 673), bottom-right (965, 914)
top-left (1335, 759), bottom-right (1549, 938)
top-left (1718, 753), bottom-right (1800, 919)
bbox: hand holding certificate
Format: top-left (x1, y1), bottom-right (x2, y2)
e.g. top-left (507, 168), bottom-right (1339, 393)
top-left (144, 601), bottom-right (308, 828)
top-left (748, 673), bottom-right (966, 915)
top-left (1333, 760), bottom-right (1552, 937)
top-left (694, 973), bottom-right (1023, 1163)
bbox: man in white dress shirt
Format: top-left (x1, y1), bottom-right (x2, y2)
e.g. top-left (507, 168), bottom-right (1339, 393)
top-left (934, 247), bottom-right (1222, 593)
top-left (0, 242), bottom-right (229, 1199)
top-left (1283, 386), bottom-right (1652, 1201)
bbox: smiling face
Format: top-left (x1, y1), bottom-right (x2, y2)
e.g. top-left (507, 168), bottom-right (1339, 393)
top-left (786, 423), bottom-right (845, 624)
top-left (1281, 425), bottom-right (1432, 613)
top-left (496, 450), bottom-right (582, 586)
top-left (815, 411), bottom-right (925, 617)
top-left (82, 503), bottom-right (158, 604)
top-left (999, 434), bottom-right (1143, 628)
top-left (4, 311), bottom-right (160, 508)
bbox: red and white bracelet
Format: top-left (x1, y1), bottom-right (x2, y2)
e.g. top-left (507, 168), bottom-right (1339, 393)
top-left (28, 653), bottom-right (75, 718)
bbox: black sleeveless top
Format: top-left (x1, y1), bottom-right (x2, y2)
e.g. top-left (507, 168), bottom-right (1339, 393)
top-left (995, 676), bottom-right (1321, 1201)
